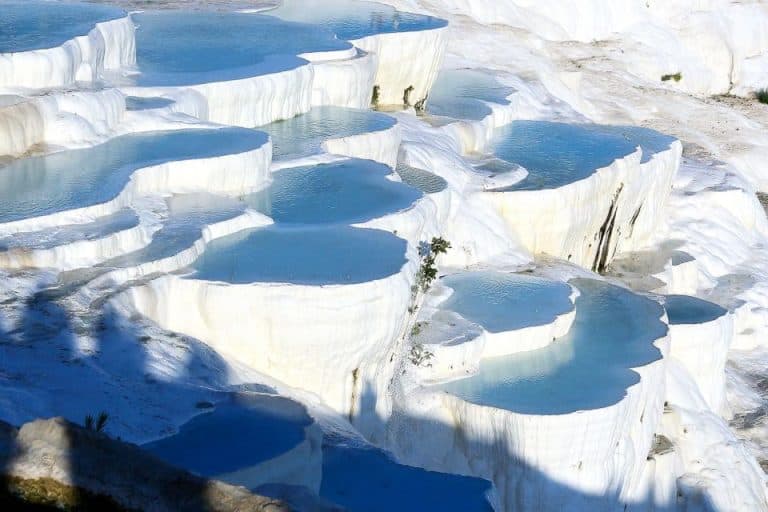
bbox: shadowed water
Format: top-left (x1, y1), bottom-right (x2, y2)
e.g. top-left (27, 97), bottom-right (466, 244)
top-left (665, 294), bottom-right (727, 325)
top-left (0, 1), bottom-right (124, 53)
top-left (190, 225), bottom-right (408, 285)
top-left (439, 279), bottom-right (666, 414)
top-left (143, 393), bottom-right (310, 478)
top-left (244, 159), bottom-right (421, 224)
top-left (0, 128), bottom-right (267, 224)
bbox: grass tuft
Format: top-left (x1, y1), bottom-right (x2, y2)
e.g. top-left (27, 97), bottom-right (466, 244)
top-left (661, 72), bottom-right (682, 82)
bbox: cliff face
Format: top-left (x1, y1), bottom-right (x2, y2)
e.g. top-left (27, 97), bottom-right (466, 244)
top-left (0, 417), bottom-right (334, 512)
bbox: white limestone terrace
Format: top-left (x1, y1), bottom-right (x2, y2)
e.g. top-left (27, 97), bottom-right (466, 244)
top-left (0, 127), bottom-right (270, 236)
top-left (480, 121), bottom-right (681, 271)
top-left (0, 206), bottom-right (159, 271)
top-left (0, 1), bottom-right (135, 90)
top-left (0, 88), bottom-right (127, 158)
top-left (663, 294), bottom-right (732, 415)
top-left (119, 3), bottom-right (449, 127)
top-left (2, 1), bottom-right (766, 510)
top-left (141, 391), bottom-right (497, 511)
top-left (61, 192), bottom-right (269, 297)
top-left (424, 68), bottom-right (520, 152)
top-left (268, 0), bottom-right (449, 107)
top-left (121, 224), bottom-right (416, 414)
top-left (389, 278), bottom-right (669, 511)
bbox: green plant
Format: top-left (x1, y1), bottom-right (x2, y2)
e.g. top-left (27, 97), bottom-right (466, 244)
top-left (661, 72), bottom-right (682, 82)
top-left (84, 411), bottom-right (109, 433)
top-left (410, 321), bottom-right (428, 337)
top-left (403, 85), bottom-right (415, 106)
top-left (409, 344), bottom-right (434, 367)
top-left (757, 88), bottom-right (768, 105)
top-left (415, 237), bottom-right (452, 292)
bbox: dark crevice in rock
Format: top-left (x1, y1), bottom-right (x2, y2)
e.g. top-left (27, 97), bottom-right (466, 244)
top-left (592, 184), bottom-right (624, 273)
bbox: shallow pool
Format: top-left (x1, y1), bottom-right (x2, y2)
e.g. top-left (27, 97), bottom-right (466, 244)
top-left (189, 225), bottom-right (408, 285)
top-left (103, 194), bottom-right (246, 270)
top-left (262, 106), bottom-right (396, 159)
top-left (441, 272), bottom-right (574, 334)
top-left (125, 96), bottom-right (175, 111)
top-left (0, 128), bottom-right (267, 224)
top-left (268, 0), bottom-right (447, 40)
top-left (0, 209), bottom-right (138, 252)
top-left (244, 159), bottom-right (421, 224)
top-left (0, 1), bottom-right (124, 53)
top-left (426, 69), bottom-right (513, 121)
top-left (133, 11), bottom-right (350, 86)
top-left (665, 294), bottom-right (728, 325)
top-left (439, 279), bottom-right (666, 414)
top-left (396, 163), bottom-right (447, 194)
top-left (487, 121), bottom-right (641, 191)
top-left (143, 393), bottom-right (310, 479)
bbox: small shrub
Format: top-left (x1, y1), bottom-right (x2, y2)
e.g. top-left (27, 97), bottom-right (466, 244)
top-left (410, 321), bottom-right (428, 337)
top-left (84, 411), bottom-right (109, 433)
top-left (661, 72), bottom-right (682, 82)
top-left (409, 344), bottom-right (434, 367)
top-left (415, 237), bottom-right (452, 292)
top-left (757, 88), bottom-right (768, 105)
top-left (403, 85), bottom-right (415, 106)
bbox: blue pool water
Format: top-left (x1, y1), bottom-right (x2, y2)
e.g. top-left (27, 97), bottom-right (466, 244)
top-left (244, 159), bottom-right (421, 224)
top-left (427, 69), bottom-right (514, 121)
top-left (396, 164), bottom-right (447, 194)
top-left (0, 2), bottom-right (124, 53)
top-left (439, 279), bottom-right (666, 414)
top-left (269, 0), bottom-right (447, 40)
top-left (133, 11), bottom-right (351, 86)
top-left (0, 128), bottom-right (267, 224)
top-left (665, 295), bottom-right (727, 325)
top-left (488, 121), bottom-right (639, 191)
top-left (190, 225), bottom-right (408, 285)
top-left (144, 393), bottom-right (310, 478)
top-left (441, 272), bottom-right (574, 334)
top-left (589, 125), bottom-right (677, 164)
top-left (263, 106), bottom-right (396, 159)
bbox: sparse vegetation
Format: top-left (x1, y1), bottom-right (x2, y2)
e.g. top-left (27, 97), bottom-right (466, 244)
top-left (409, 344), bottom-right (434, 367)
top-left (757, 88), bottom-right (768, 105)
top-left (403, 85), bottom-right (415, 106)
top-left (0, 476), bottom-right (131, 511)
top-left (414, 96), bottom-right (428, 112)
top-left (410, 321), bottom-right (428, 337)
top-left (661, 72), bottom-right (682, 82)
top-left (415, 237), bottom-right (452, 292)
top-left (83, 412), bottom-right (109, 433)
